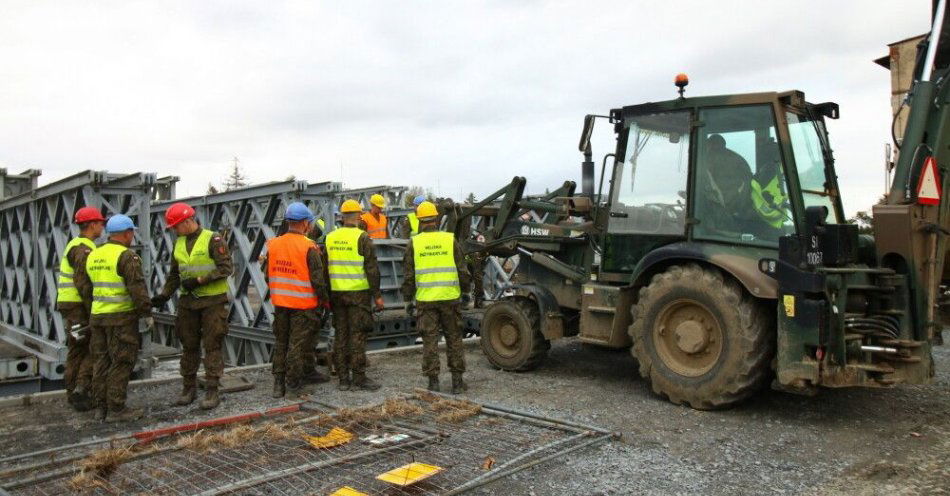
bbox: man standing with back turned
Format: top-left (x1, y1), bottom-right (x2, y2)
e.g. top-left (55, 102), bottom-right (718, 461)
top-left (56, 206), bottom-right (105, 411)
top-left (86, 215), bottom-right (153, 422)
top-left (151, 203), bottom-right (233, 410)
top-left (263, 202), bottom-right (328, 398)
top-left (402, 201), bottom-right (471, 394)
top-left (327, 199), bottom-right (384, 391)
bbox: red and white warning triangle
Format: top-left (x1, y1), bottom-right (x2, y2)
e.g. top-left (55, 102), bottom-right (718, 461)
top-left (917, 156), bottom-right (942, 205)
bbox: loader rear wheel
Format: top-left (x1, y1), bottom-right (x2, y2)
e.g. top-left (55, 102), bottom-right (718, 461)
top-left (480, 296), bottom-right (549, 371)
top-left (629, 264), bottom-right (773, 410)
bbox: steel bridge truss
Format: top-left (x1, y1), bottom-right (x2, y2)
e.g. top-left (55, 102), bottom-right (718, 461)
top-left (1, 169), bottom-right (524, 381)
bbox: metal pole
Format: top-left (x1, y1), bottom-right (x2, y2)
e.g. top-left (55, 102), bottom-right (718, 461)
top-left (922, 0), bottom-right (947, 82)
top-left (443, 432), bottom-right (615, 496)
top-left (416, 388), bottom-right (615, 435)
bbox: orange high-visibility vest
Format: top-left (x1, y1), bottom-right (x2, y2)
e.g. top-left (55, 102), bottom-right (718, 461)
top-left (266, 233), bottom-right (319, 310)
top-left (360, 212), bottom-right (388, 239)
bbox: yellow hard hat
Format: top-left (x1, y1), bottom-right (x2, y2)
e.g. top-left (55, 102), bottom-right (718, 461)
top-left (340, 199), bottom-right (362, 214)
top-left (370, 194), bottom-right (385, 208)
top-left (416, 201), bottom-right (439, 220)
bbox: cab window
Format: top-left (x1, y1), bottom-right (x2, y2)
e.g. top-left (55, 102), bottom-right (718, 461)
top-left (610, 110), bottom-right (690, 235)
top-left (693, 105), bottom-right (792, 245)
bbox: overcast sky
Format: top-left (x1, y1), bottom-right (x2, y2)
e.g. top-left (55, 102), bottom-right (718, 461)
top-left (0, 1), bottom-right (933, 216)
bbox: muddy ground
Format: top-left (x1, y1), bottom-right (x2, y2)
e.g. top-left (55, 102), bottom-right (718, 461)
top-left (1, 331), bottom-right (947, 495)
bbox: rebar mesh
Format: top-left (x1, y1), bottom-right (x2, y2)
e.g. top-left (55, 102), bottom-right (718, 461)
top-left (2, 394), bottom-right (614, 495)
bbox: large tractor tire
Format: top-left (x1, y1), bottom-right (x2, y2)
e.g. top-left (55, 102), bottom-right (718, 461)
top-left (628, 263), bottom-right (773, 409)
top-left (480, 296), bottom-right (550, 371)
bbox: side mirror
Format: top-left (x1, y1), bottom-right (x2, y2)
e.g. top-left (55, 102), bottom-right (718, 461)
top-left (579, 114), bottom-right (595, 153)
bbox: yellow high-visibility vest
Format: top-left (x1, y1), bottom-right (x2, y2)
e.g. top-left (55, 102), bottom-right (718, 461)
top-left (326, 227), bottom-right (370, 292)
top-left (407, 213), bottom-right (419, 236)
top-left (86, 243), bottom-right (134, 314)
top-left (174, 229), bottom-right (229, 297)
top-left (57, 237), bottom-right (96, 304)
top-left (750, 175), bottom-right (788, 228)
top-left (413, 231), bottom-right (460, 302)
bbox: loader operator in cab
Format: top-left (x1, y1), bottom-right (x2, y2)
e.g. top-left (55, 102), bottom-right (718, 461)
top-left (704, 134), bottom-right (753, 212)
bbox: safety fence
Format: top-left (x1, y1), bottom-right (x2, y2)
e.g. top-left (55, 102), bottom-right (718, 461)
top-left (0, 169), bottom-right (519, 385)
top-left (0, 392), bottom-right (616, 495)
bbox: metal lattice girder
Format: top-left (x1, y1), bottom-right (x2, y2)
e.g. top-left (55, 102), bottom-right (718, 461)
top-left (0, 168), bottom-right (41, 201)
top-left (0, 170), bottom-right (164, 379)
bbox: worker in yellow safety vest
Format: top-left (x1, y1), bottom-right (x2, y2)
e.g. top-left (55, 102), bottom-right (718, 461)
top-left (86, 215), bottom-right (153, 422)
top-left (401, 201), bottom-right (472, 394)
top-left (56, 206), bottom-right (105, 411)
top-left (398, 194), bottom-right (426, 238)
top-left (327, 199), bottom-right (384, 391)
top-left (151, 202), bottom-right (233, 410)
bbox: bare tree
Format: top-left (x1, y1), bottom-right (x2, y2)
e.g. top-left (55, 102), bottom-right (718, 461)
top-left (223, 157), bottom-right (248, 191)
top-left (465, 192), bottom-right (477, 205)
top-left (207, 183), bottom-right (219, 195)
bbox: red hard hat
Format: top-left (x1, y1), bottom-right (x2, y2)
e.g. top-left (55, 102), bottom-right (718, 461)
top-left (74, 206), bottom-right (105, 224)
top-left (165, 202), bottom-right (196, 227)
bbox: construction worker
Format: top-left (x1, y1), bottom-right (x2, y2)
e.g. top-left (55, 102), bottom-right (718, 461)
top-left (262, 202), bottom-right (329, 398)
top-left (360, 194), bottom-right (389, 239)
top-left (56, 206), bottom-right (105, 411)
top-left (327, 199), bottom-right (384, 391)
top-left (150, 203), bottom-right (233, 410)
top-left (397, 194), bottom-right (426, 239)
top-left (401, 201), bottom-right (472, 394)
top-left (466, 249), bottom-right (486, 309)
top-left (86, 215), bottom-right (153, 422)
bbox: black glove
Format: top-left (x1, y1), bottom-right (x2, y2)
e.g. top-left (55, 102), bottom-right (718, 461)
top-left (151, 294), bottom-right (170, 308)
top-left (405, 302), bottom-right (416, 317)
top-left (181, 278), bottom-right (201, 291)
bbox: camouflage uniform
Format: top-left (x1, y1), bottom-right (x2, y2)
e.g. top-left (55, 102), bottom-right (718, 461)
top-left (56, 242), bottom-right (95, 397)
top-left (156, 230), bottom-right (233, 389)
top-left (329, 231), bottom-right (381, 382)
top-left (401, 226), bottom-right (471, 378)
top-left (86, 242), bottom-right (151, 412)
top-left (262, 244), bottom-right (328, 390)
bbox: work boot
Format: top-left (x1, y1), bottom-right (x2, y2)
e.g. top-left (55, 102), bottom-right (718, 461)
top-left (286, 381), bottom-right (313, 399)
top-left (337, 372), bottom-right (351, 391)
top-left (352, 374), bottom-right (381, 391)
top-left (427, 375), bottom-right (440, 392)
top-left (272, 375), bottom-right (286, 398)
top-left (175, 385), bottom-right (197, 406)
top-left (200, 387), bottom-right (220, 410)
top-left (70, 388), bottom-right (94, 412)
top-left (451, 373), bottom-right (468, 394)
top-left (302, 369), bottom-right (331, 385)
top-left (106, 406), bottom-right (144, 423)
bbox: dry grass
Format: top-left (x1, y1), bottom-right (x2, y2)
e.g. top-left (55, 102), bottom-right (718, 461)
top-left (315, 398), bottom-right (425, 429)
top-left (415, 392), bottom-right (482, 423)
top-left (67, 444), bottom-right (137, 493)
top-left (176, 419), bottom-right (306, 454)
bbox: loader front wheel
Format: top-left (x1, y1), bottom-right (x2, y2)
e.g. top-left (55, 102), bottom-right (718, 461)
top-left (481, 297), bottom-right (549, 371)
top-left (629, 264), bottom-right (773, 409)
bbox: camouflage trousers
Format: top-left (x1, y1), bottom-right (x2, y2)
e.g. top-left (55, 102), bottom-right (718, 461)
top-left (331, 302), bottom-right (372, 379)
top-left (418, 302), bottom-right (465, 377)
top-left (176, 303), bottom-right (229, 388)
top-left (272, 307), bottom-right (318, 387)
top-left (90, 323), bottom-right (141, 411)
top-left (467, 256), bottom-right (485, 303)
top-left (61, 307), bottom-right (93, 394)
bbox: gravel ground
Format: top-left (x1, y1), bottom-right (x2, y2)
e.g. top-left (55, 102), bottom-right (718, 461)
top-left (1, 331), bottom-right (947, 495)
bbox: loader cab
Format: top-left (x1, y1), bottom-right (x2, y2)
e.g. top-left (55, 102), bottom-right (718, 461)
top-left (596, 90), bottom-right (844, 275)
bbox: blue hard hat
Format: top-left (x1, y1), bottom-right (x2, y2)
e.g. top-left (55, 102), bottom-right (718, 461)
top-left (413, 195), bottom-right (425, 206)
top-left (285, 202), bottom-right (314, 222)
top-left (106, 214), bottom-right (136, 233)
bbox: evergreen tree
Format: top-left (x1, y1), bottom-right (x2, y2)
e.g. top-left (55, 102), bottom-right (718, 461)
top-left (223, 157), bottom-right (248, 191)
